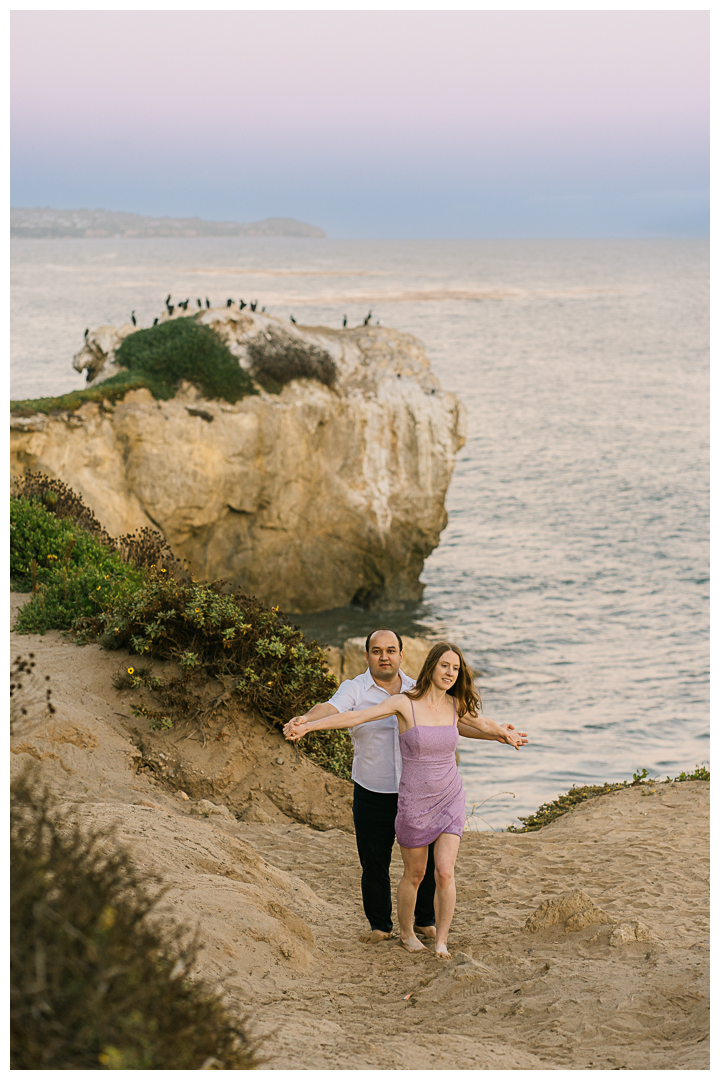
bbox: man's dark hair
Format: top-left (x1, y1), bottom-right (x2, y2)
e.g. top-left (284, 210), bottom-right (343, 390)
top-left (365, 629), bottom-right (403, 654)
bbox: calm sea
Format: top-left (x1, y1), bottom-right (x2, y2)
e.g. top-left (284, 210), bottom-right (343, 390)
top-left (11, 238), bottom-right (709, 829)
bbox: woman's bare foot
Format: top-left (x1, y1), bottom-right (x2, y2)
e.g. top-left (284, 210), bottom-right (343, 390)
top-left (414, 924), bottom-right (437, 940)
top-left (399, 934), bottom-right (428, 953)
top-left (434, 943), bottom-right (451, 961)
top-left (358, 929), bottom-right (393, 944)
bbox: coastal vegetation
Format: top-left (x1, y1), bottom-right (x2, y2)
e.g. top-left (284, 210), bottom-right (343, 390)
top-left (11, 317), bottom-right (258, 415)
top-left (11, 372), bottom-right (160, 416)
top-left (11, 493), bottom-right (146, 632)
top-left (10, 770), bottom-right (257, 1069)
top-left (11, 473), bottom-right (352, 780)
top-left (113, 317), bottom-right (257, 403)
top-left (246, 327), bottom-right (337, 393)
top-left (507, 766), bottom-right (710, 832)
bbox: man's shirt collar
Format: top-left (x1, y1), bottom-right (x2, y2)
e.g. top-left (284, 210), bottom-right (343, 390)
top-left (361, 667), bottom-right (415, 694)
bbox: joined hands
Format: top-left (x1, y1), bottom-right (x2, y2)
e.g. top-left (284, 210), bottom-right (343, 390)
top-left (499, 723), bottom-right (528, 750)
top-left (284, 717), bottom-right (309, 741)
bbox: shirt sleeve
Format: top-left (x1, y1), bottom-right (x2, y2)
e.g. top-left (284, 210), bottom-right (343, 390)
top-left (328, 678), bottom-right (359, 715)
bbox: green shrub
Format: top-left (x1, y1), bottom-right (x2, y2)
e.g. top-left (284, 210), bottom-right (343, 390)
top-left (10, 372), bottom-right (166, 416)
top-left (507, 763), bottom-right (711, 832)
top-left (11, 320), bottom-right (258, 415)
top-left (13, 473), bottom-right (113, 541)
top-left (114, 317), bottom-right (257, 403)
top-left (11, 496), bottom-right (146, 633)
top-left (506, 781), bottom-right (628, 832)
top-left (671, 764), bottom-right (710, 782)
top-left (13, 473), bottom-right (184, 575)
top-left (10, 478), bottom-right (352, 780)
top-left (246, 327), bottom-right (337, 393)
top-left (10, 773), bottom-right (257, 1070)
top-left (14, 560), bottom-right (145, 635)
top-left (97, 571), bottom-right (352, 779)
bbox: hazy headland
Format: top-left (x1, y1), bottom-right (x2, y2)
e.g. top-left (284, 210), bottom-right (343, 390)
top-left (11, 206), bottom-right (326, 240)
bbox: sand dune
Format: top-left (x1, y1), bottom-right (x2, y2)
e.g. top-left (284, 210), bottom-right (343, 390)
top-left (10, 602), bottom-right (708, 1070)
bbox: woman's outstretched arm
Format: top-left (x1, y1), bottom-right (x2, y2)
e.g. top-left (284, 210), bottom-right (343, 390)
top-left (458, 714), bottom-right (528, 749)
top-left (283, 695), bottom-right (409, 741)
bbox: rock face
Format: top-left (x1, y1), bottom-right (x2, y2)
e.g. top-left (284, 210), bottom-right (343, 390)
top-left (11, 309), bottom-right (465, 613)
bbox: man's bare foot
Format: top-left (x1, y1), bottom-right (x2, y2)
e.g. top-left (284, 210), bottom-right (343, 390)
top-left (414, 924), bottom-right (437, 940)
top-left (358, 929), bottom-right (393, 944)
top-left (434, 943), bottom-right (451, 961)
top-left (399, 937), bottom-right (427, 954)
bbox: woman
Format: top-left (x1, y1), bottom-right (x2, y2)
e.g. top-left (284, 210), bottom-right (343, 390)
top-left (284, 642), bottom-right (525, 959)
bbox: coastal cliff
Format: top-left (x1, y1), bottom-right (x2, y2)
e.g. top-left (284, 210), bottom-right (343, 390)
top-left (11, 309), bottom-right (465, 613)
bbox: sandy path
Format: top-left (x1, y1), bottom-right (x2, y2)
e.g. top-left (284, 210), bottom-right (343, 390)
top-left (10, 604), bottom-right (709, 1070)
top-left (223, 780), bottom-right (708, 1070)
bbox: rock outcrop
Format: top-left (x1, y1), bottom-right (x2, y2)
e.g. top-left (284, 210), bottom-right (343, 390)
top-left (11, 309), bottom-right (465, 613)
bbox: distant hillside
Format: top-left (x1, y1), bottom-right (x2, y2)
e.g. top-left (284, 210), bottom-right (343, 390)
top-left (10, 207), bottom-right (326, 240)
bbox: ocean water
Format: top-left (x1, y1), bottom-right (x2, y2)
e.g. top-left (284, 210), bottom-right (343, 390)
top-left (11, 238), bottom-right (709, 829)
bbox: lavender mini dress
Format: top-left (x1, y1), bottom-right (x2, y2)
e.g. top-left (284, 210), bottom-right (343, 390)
top-left (394, 698), bottom-right (466, 848)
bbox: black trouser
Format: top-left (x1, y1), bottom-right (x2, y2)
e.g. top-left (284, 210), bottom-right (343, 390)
top-left (352, 781), bottom-right (436, 933)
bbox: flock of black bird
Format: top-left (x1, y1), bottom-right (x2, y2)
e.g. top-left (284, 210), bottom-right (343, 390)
top-left (81, 299), bottom-right (380, 339)
top-left (162, 294), bottom-right (265, 317)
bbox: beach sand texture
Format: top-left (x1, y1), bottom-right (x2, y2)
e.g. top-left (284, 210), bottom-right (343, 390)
top-left (11, 601), bottom-right (709, 1070)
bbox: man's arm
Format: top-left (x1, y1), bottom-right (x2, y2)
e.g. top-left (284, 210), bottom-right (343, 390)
top-left (458, 715), bottom-right (528, 749)
top-left (297, 702), bottom-right (340, 724)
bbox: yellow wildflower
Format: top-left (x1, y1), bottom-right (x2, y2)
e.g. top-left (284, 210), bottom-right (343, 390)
top-left (127, 667), bottom-right (134, 675)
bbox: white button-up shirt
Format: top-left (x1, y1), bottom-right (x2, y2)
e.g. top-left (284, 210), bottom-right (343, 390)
top-left (329, 667), bottom-right (416, 793)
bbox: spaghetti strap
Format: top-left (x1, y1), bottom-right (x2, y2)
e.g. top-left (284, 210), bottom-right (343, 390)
top-left (409, 700), bottom-right (417, 727)
top-left (452, 697), bottom-right (457, 725)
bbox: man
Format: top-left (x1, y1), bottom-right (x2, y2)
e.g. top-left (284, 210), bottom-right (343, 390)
top-left (294, 629), bottom-right (526, 944)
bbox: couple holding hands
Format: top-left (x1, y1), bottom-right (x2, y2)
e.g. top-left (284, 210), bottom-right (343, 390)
top-left (284, 630), bottom-right (528, 960)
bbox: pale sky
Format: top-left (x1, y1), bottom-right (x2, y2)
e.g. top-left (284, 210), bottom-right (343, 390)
top-left (10, 9), bottom-right (709, 238)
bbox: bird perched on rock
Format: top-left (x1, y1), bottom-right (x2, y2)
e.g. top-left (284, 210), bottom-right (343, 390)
top-left (205, 297), bottom-right (210, 308)
top-left (167, 305), bottom-right (174, 316)
top-left (131, 311), bottom-right (137, 326)
top-left (165, 294), bottom-right (172, 311)
top-left (180, 299), bottom-right (190, 311)
top-left (239, 299), bottom-right (247, 310)
top-left (290, 315), bottom-right (297, 324)
top-left (153, 317), bottom-right (159, 326)
top-left (363, 309), bottom-right (372, 326)
top-left (342, 315), bottom-right (347, 328)
top-left (226, 298), bottom-right (233, 307)
top-left (250, 300), bottom-right (258, 312)
top-left (261, 306), bottom-right (265, 312)
top-left (196, 298), bottom-right (202, 308)
top-left (84, 328), bottom-right (89, 338)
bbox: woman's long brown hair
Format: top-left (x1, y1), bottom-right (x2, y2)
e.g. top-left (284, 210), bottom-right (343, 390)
top-left (405, 642), bottom-right (481, 719)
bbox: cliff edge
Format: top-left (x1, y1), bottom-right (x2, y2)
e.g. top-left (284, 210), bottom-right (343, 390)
top-left (11, 309), bottom-right (465, 613)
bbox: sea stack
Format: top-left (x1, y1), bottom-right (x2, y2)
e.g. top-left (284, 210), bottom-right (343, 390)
top-left (11, 309), bottom-right (465, 613)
